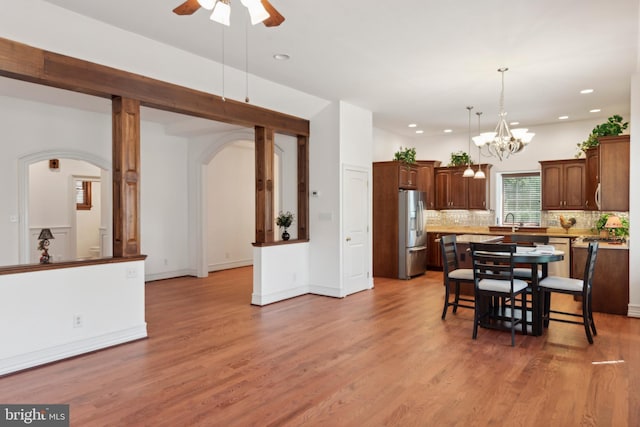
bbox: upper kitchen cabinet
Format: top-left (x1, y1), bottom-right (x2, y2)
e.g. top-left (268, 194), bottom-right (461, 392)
top-left (598, 135), bottom-right (630, 211)
top-left (373, 161), bottom-right (418, 190)
top-left (415, 160), bottom-right (441, 209)
top-left (435, 166), bottom-right (468, 209)
top-left (468, 164), bottom-right (492, 210)
top-left (434, 164), bottom-right (492, 210)
top-left (540, 159), bottom-right (586, 210)
top-left (585, 147), bottom-right (599, 210)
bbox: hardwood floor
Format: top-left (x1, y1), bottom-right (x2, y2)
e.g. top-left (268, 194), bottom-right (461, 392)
top-left (1, 267), bottom-right (639, 426)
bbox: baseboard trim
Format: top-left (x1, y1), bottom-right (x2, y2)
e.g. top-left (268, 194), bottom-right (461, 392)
top-left (251, 286), bottom-right (309, 306)
top-left (308, 285), bottom-right (345, 298)
top-left (0, 324), bottom-right (148, 376)
top-left (627, 304), bottom-right (640, 318)
top-left (209, 260), bottom-right (252, 272)
top-left (145, 269), bottom-right (192, 282)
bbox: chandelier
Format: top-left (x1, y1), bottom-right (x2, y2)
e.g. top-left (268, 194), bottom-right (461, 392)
top-left (198, 0), bottom-right (270, 26)
top-left (472, 68), bottom-right (534, 161)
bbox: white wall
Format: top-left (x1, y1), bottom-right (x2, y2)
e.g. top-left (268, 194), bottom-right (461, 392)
top-left (629, 73), bottom-right (640, 317)
top-left (207, 141), bottom-right (255, 271)
top-left (140, 120), bottom-right (191, 281)
top-left (0, 95), bottom-right (111, 266)
top-left (76, 180), bottom-right (101, 259)
top-left (0, 260), bottom-right (147, 375)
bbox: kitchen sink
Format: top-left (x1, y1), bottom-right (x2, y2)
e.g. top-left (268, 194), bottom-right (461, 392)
top-left (488, 226), bottom-right (549, 233)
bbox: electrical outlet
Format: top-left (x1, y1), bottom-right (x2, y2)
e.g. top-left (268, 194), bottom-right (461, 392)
top-left (73, 314), bottom-right (83, 328)
top-left (126, 267), bottom-right (137, 278)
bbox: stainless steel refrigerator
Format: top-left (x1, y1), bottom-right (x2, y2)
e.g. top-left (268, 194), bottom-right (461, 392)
top-left (398, 190), bottom-right (427, 279)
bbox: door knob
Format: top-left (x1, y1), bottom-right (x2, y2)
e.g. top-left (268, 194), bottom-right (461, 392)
top-left (346, 237), bottom-right (351, 241)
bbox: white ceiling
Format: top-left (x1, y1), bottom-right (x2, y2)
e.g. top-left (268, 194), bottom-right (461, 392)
top-left (7, 0), bottom-right (640, 138)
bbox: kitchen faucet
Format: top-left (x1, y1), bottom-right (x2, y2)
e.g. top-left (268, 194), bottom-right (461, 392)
top-left (505, 212), bottom-right (517, 232)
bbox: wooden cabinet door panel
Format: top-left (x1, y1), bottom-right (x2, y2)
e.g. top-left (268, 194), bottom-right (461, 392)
top-left (541, 163), bottom-right (563, 209)
top-left (572, 246), bottom-right (629, 315)
top-left (434, 171), bottom-right (450, 210)
top-left (599, 136), bottom-right (629, 211)
top-left (585, 148), bottom-right (599, 210)
top-left (449, 169), bottom-right (468, 209)
top-left (564, 162), bottom-right (585, 209)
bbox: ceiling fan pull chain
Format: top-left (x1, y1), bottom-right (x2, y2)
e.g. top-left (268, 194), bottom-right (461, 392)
top-left (221, 25), bottom-right (226, 102)
top-left (245, 17), bottom-right (250, 103)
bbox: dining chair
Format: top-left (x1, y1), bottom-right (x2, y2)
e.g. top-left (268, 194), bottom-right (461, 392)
top-left (440, 235), bottom-right (474, 319)
top-left (539, 241), bottom-right (599, 344)
top-left (470, 242), bottom-right (529, 346)
top-left (509, 234), bottom-right (550, 281)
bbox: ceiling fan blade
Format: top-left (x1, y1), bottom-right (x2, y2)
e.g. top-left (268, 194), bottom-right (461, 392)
top-left (261, 0), bottom-right (285, 27)
top-left (173, 0), bottom-right (201, 15)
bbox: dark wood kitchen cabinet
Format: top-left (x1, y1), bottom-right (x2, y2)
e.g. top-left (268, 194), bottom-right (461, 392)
top-left (572, 245), bottom-right (629, 315)
top-left (416, 160), bottom-right (441, 209)
top-left (540, 159), bottom-right (586, 210)
top-left (598, 135), bottom-right (630, 211)
top-left (435, 166), bottom-right (468, 209)
top-left (426, 232), bottom-right (444, 269)
top-left (584, 135), bottom-right (630, 211)
top-left (434, 164), bottom-right (492, 210)
top-left (468, 164), bottom-right (492, 210)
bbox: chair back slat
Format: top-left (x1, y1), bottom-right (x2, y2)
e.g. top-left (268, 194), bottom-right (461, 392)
top-left (583, 241), bottom-right (599, 291)
top-left (440, 235), bottom-right (459, 275)
top-left (470, 242), bottom-right (518, 284)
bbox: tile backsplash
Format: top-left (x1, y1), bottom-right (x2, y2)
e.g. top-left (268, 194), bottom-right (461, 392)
top-left (426, 209), bottom-right (629, 232)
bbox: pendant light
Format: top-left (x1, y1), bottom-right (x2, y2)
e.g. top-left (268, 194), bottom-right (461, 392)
top-left (463, 106), bottom-right (475, 177)
top-left (474, 111), bottom-right (486, 180)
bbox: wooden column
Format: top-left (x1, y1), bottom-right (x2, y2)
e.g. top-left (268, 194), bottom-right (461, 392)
top-left (112, 96), bottom-right (141, 257)
top-left (255, 126), bottom-right (275, 244)
top-left (297, 135), bottom-right (309, 240)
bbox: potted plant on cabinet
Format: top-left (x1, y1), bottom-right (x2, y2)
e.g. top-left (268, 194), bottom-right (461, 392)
top-left (576, 114), bottom-right (628, 157)
top-left (393, 146), bottom-right (417, 164)
top-left (276, 211), bottom-right (294, 241)
top-left (448, 150), bottom-right (473, 167)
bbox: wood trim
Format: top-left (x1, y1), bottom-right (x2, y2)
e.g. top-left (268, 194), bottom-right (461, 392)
top-left (0, 255), bottom-right (147, 276)
top-left (297, 135), bottom-right (309, 240)
top-left (255, 127), bottom-right (275, 244)
top-left (0, 37), bottom-right (309, 136)
top-left (112, 97), bottom-right (141, 257)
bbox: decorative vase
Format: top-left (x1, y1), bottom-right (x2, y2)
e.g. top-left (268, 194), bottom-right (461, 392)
top-left (282, 229), bottom-right (290, 241)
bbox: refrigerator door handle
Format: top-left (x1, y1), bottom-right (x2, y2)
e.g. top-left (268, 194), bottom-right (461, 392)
top-left (408, 246), bottom-right (427, 252)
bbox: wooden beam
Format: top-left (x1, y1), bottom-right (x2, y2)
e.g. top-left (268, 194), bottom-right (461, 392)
top-left (112, 97), bottom-right (141, 257)
top-left (297, 135), bottom-right (309, 240)
top-left (0, 37), bottom-right (309, 136)
top-left (255, 127), bottom-right (275, 244)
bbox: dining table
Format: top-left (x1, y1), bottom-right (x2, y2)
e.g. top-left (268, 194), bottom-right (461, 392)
top-left (509, 248), bottom-right (565, 335)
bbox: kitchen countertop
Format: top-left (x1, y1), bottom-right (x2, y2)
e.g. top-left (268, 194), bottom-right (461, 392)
top-left (572, 239), bottom-right (629, 250)
top-left (454, 234), bottom-right (504, 244)
top-left (427, 226), bottom-right (593, 239)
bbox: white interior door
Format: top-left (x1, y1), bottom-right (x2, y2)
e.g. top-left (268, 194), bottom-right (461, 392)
top-left (343, 166), bottom-right (370, 295)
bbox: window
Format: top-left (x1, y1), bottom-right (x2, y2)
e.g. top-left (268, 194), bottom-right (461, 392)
top-left (502, 172), bottom-right (541, 225)
top-left (75, 180), bottom-right (92, 210)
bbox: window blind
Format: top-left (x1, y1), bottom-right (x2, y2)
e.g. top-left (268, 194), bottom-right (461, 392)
top-left (502, 172), bottom-right (541, 225)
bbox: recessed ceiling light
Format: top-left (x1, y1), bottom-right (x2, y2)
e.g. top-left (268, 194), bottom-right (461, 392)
top-left (580, 89), bottom-right (594, 94)
top-left (273, 53), bottom-right (290, 61)
top-left (510, 121), bottom-right (520, 126)
top-left (408, 123), bottom-right (417, 128)
top-left (590, 109), bottom-right (601, 113)
top-left (415, 130), bottom-right (424, 134)
top-left (443, 129), bottom-right (453, 133)
top-left (558, 115), bottom-right (569, 120)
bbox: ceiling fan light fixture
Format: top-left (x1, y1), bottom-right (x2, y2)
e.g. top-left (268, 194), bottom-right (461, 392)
top-left (198, 0), bottom-right (216, 10)
top-left (241, 0), bottom-right (270, 24)
top-left (210, 0), bottom-right (231, 26)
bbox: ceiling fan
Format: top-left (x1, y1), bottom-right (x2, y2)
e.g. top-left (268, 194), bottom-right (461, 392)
top-left (173, 0), bottom-right (285, 27)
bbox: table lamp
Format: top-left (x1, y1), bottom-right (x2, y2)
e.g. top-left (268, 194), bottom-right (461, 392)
top-left (604, 215), bottom-right (623, 244)
top-left (37, 228), bottom-right (54, 263)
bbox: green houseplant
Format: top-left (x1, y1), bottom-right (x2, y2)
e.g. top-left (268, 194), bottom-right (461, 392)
top-left (276, 211), bottom-right (294, 241)
top-left (393, 146), bottom-right (417, 164)
top-left (448, 150), bottom-right (473, 167)
top-left (593, 213), bottom-right (629, 238)
top-left (576, 114), bottom-right (628, 156)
